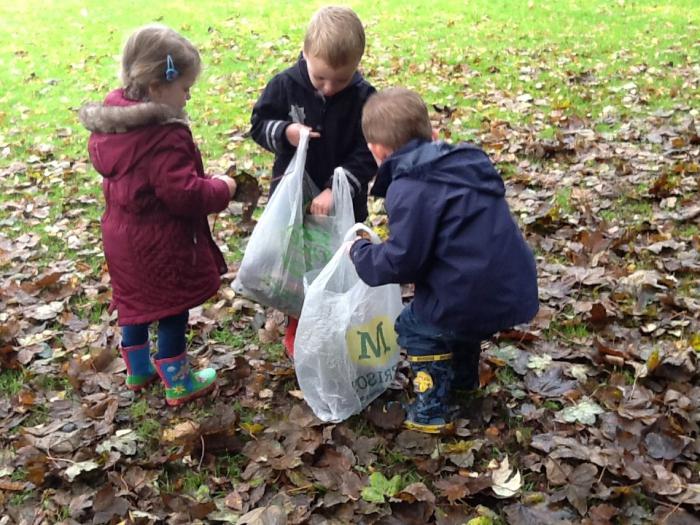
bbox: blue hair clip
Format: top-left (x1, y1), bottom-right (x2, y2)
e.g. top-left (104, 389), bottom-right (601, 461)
top-left (165, 54), bottom-right (179, 81)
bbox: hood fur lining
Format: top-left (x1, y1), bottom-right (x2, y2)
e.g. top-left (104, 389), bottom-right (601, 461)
top-left (79, 101), bottom-right (188, 133)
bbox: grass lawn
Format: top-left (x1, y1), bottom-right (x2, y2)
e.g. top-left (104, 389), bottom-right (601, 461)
top-left (0, 0), bottom-right (696, 165)
top-left (0, 0), bottom-right (696, 266)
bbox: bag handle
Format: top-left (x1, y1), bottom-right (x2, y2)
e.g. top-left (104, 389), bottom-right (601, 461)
top-left (331, 167), bottom-right (355, 227)
top-left (342, 223), bottom-right (381, 244)
top-left (298, 126), bottom-right (310, 151)
top-left (289, 127), bottom-right (311, 179)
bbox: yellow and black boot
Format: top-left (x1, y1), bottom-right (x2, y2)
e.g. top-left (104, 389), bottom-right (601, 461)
top-left (403, 352), bottom-right (455, 434)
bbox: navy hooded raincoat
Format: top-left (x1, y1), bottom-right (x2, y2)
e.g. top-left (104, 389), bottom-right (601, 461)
top-left (350, 139), bottom-right (539, 335)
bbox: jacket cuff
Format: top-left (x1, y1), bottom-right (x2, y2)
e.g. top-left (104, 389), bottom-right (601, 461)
top-left (209, 177), bottom-right (232, 212)
top-left (263, 120), bottom-right (292, 153)
top-left (349, 238), bottom-right (371, 262)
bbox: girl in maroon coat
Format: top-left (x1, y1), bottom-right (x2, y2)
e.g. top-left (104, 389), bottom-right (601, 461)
top-left (79, 25), bottom-right (237, 406)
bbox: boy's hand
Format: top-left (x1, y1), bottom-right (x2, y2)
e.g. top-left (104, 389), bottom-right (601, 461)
top-left (310, 188), bottom-right (333, 216)
top-left (212, 174), bottom-right (237, 198)
top-left (285, 123), bottom-right (321, 147)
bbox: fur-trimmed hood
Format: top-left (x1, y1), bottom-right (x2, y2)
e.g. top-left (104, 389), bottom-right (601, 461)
top-left (81, 89), bottom-right (193, 179)
top-left (79, 89), bottom-right (188, 133)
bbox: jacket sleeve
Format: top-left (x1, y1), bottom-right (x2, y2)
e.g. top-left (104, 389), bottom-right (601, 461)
top-left (350, 182), bottom-right (439, 285)
top-left (150, 129), bottom-right (231, 217)
top-left (325, 84), bottom-right (377, 197)
top-left (250, 75), bottom-right (295, 155)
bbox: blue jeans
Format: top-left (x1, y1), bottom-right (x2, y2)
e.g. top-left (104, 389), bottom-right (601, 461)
top-left (121, 311), bottom-right (189, 360)
top-left (395, 303), bottom-right (485, 391)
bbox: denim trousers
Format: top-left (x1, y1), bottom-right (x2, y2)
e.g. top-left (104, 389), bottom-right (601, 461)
top-left (121, 311), bottom-right (189, 360)
top-left (395, 303), bottom-right (485, 390)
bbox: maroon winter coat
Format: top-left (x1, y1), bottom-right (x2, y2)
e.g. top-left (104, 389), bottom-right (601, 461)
top-left (79, 90), bottom-right (230, 325)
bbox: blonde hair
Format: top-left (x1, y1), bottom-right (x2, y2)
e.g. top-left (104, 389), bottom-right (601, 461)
top-left (121, 24), bottom-right (201, 100)
top-left (303, 6), bottom-right (365, 68)
top-left (362, 88), bottom-right (433, 150)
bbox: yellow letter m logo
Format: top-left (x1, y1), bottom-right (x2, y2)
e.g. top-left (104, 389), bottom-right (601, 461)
top-left (346, 316), bottom-right (398, 366)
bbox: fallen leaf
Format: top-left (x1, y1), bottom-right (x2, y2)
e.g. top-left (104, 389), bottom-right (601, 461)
top-left (65, 460), bottom-right (100, 481)
top-left (490, 457), bottom-right (521, 498)
top-left (555, 398), bottom-right (605, 425)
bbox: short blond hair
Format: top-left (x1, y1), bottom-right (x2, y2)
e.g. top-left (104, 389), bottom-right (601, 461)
top-left (303, 6), bottom-right (365, 68)
top-left (121, 24), bottom-right (201, 100)
top-left (362, 88), bottom-right (433, 150)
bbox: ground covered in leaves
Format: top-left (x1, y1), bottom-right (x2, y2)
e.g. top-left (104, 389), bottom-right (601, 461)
top-left (1, 2), bottom-right (700, 525)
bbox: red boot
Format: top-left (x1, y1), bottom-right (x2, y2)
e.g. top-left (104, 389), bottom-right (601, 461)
top-left (283, 317), bottom-right (298, 359)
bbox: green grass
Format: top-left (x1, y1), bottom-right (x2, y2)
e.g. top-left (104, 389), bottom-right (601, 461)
top-left (600, 196), bottom-right (654, 223)
top-left (8, 491), bottom-right (33, 507)
top-left (33, 374), bottom-right (72, 394)
top-left (215, 453), bottom-right (247, 481)
top-left (22, 404), bottom-right (50, 429)
top-left (157, 464), bottom-right (210, 496)
top-left (542, 400), bottom-right (561, 411)
top-left (495, 365), bottom-right (518, 386)
top-left (552, 187), bottom-right (575, 216)
top-left (135, 418), bottom-right (162, 444)
top-left (130, 399), bottom-right (150, 419)
top-left (0, 370), bottom-right (25, 398)
top-left (231, 400), bottom-right (257, 425)
top-left (546, 320), bottom-right (592, 341)
top-left (1, 0), bottom-right (697, 170)
top-left (209, 327), bottom-right (255, 349)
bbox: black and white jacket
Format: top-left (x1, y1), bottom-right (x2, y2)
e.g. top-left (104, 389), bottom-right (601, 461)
top-left (250, 54), bottom-right (376, 221)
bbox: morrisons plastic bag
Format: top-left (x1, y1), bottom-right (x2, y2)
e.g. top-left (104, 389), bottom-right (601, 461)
top-left (233, 128), bottom-right (354, 317)
top-left (294, 224), bottom-right (403, 422)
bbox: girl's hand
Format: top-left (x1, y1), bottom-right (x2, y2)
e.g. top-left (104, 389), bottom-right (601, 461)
top-left (212, 174), bottom-right (237, 198)
top-left (310, 188), bottom-right (333, 216)
top-left (285, 123), bottom-right (321, 147)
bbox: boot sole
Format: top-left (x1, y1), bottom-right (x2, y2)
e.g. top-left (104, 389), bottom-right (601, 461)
top-left (126, 373), bottom-right (158, 392)
top-left (403, 420), bottom-right (455, 434)
top-left (165, 380), bottom-right (216, 407)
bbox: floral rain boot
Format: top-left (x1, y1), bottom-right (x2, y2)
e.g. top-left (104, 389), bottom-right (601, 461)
top-left (154, 353), bottom-right (217, 406)
top-left (403, 352), bottom-right (455, 434)
top-left (120, 342), bottom-right (158, 391)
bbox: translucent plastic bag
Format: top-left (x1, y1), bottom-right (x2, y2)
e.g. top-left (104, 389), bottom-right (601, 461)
top-left (233, 128), bottom-right (354, 317)
top-left (295, 224), bottom-right (403, 422)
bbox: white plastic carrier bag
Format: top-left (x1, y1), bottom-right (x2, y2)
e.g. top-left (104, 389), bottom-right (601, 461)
top-left (233, 128), bottom-right (354, 317)
top-left (294, 224), bottom-right (403, 422)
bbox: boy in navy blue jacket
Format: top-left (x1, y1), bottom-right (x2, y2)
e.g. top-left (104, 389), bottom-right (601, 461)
top-left (350, 88), bottom-right (539, 433)
top-left (250, 6), bottom-right (376, 357)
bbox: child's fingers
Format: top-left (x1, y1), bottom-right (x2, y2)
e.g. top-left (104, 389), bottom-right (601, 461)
top-left (310, 202), bottom-right (330, 216)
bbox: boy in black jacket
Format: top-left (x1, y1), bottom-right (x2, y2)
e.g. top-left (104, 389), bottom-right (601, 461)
top-left (250, 6), bottom-right (376, 358)
top-left (350, 88), bottom-right (539, 434)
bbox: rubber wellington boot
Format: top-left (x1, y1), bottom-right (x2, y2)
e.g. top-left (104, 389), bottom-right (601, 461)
top-left (120, 342), bottom-right (158, 391)
top-left (154, 353), bottom-right (216, 406)
top-left (403, 352), bottom-right (455, 434)
top-left (453, 341), bottom-right (482, 393)
top-left (283, 316), bottom-right (298, 360)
